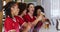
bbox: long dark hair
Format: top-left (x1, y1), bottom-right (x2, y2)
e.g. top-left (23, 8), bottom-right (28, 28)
top-left (4, 1), bottom-right (17, 18)
top-left (33, 5), bottom-right (44, 16)
top-left (18, 3), bottom-right (27, 15)
top-left (27, 3), bottom-right (34, 13)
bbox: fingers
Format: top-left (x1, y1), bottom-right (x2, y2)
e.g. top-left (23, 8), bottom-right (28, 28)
top-left (8, 29), bottom-right (16, 32)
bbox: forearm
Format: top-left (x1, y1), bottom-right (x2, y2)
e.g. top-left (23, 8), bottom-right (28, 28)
top-left (8, 29), bottom-right (16, 32)
top-left (22, 29), bottom-right (29, 32)
top-left (21, 26), bottom-right (30, 32)
top-left (32, 18), bottom-right (42, 26)
top-left (21, 22), bottom-right (31, 32)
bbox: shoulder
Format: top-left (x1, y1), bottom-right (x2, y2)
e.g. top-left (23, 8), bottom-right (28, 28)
top-left (4, 17), bottom-right (12, 24)
top-left (15, 16), bottom-right (22, 20)
top-left (15, 16), bottom-right (19, 18)
top-left (5, 17), bottom-right (12, 21)
top-left (23, 14), bottom-right (29, 18)
top-left (15, 16), bottom-right (21, 19)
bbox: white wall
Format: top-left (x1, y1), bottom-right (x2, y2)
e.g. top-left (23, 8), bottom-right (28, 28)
top-left (40, 0), bottom-right (60, 32)
top-left (41, 0), bottom-right (51, 19)
top-left (37, 0), bottom-right (41, 5)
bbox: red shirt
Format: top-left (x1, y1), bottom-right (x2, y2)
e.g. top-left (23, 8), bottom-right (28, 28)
top-left (23, 13), bottom-right (36, 22)
top-left (15, 16), bottom-right (25, 26)
top-left (15, 16), bottom-right (25, 31)
top-left (23, 13), bottom-right (43, 28)
top-left (23, 14), bottom-right (36, 32)
top-left (4, 16), bottom-right (19, 32)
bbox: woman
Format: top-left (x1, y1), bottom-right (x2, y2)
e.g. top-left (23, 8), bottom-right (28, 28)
top-left (23, 3), bottom-right (36, 32)
top-left (23, 3), bottom-right (35, 23)
top-left (34, 5), bottom-right (51, 32)
top-left (23, 3), bottom-right (44, 32)
top-left (34, 5), bottom-right (45, 28)
top-left (17, 3), bottom-right (32, 32)
top-left (4, 1), bottom-right (19, 32)
top-left (33, 5), bottom-right (44, 32)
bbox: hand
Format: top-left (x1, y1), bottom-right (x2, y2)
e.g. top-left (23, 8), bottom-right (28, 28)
top-left (26, 22), bottom-right (32, 30)
top-left (8, 29), bottom-right (16, 32)
top-left (37, 13), bottom-right (43, 21)
top-left (42, 17), bottom-right (46, 22)
top-left (22, 22), bottom-right (32, 32)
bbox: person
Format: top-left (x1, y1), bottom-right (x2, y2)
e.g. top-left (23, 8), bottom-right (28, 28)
top-left (33, 5), bottom-right (44, 32)
top-left (16, 3), bottom-right (32, 32)
top-left (23, 3), bottom-right (35, 23)
top-left (4, 1), bottom-right (19, 32)
top-left (33, 5), bottom-right (51, 32)
top-left (23, 3), bottom-right (44, 32)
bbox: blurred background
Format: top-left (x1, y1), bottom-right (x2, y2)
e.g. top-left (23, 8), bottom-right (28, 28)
top-left (0, 0), bottom-right (60, 32)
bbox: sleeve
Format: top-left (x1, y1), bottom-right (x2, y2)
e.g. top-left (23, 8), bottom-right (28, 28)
top-left (15, 16), bottom-right (25, 27)
top-left (19, 20), bottom-right (25, 26)
top-left (4, 18), bottom-right (13, 31)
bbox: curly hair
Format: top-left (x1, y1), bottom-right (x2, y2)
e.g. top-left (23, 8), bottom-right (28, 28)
top-left (18, 3), bottom-right (27, 15)
top-left (33, 5), bottom-right (44, 16)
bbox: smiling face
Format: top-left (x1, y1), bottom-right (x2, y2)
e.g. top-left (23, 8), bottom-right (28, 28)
top-left (11, 4), bottom-right (19, 16)
top-left (28, 4), bottom-right (35, 14)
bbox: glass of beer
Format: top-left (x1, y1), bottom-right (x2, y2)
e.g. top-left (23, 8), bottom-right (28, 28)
top-left (44, 22), bottom-right (49, 29)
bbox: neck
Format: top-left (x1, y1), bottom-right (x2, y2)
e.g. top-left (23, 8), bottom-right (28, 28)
top-left (11, 12), bottom-right (14, 18)
top-left (19, 14), bottom-right (23, 18)
top-left (28, 12), bottom-right (33, 16)
top-left (28, 12), bottom-right (33, 18)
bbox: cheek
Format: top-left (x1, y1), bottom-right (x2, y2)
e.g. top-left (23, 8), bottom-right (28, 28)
top-left (24, 11), bottom-right (26, 14)
top-left (37, 11), bottom-right (41, 16)
top-left (30, 8), bottom-right (34, 11)
top-left (12, 11), bottom-right (17, 15)
top-left (11, 8), bottom-right (16, 14)
top-left (15, 9), bottom-right (19, 14)
top-left (14, 10), bottom-right (18, 15)
top-left (13, 11), bottom-right (16, 14)
top-left (29, 7), bottom-right (32, 10)
top-left (16, 11), bottom-right (18, 14)
top-left (13, 9), bottom-right (17, 13)
top-left (37, 10), bottom-right (41, 14)
top-left (15, 12), bottom-right (18, 15)
top-left (38, 11), bottom-right (40, 14)
top-left (16, 9), bottom-right (19, 14)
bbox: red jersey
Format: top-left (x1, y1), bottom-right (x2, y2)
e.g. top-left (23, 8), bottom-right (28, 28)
top-left (23, 13), bottom-right (36, 22)
top-left (23, 13), bottom-right (43, 28)
top-left (15, 16), bottom-right (26, 31)
top-left (4, 16), bottom-right (19, 32)
top-left (15, 16), bottom-right (25, 26)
